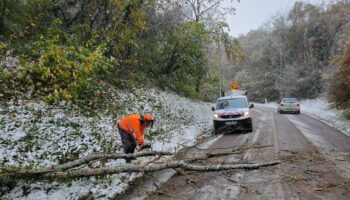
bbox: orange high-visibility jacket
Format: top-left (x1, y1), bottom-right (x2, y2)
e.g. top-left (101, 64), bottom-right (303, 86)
top-left (118, 114), bottom-right (145, 145)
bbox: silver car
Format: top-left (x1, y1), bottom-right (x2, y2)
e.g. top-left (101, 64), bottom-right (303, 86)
top-left (278, 98), bottom-right (300, 114)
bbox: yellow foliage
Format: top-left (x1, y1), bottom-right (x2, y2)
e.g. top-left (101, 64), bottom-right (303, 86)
top-left (0, 42), bottom-right (6, 50)
top-left (24, 42), bottom-right (105, 102)
top-left (338, 46), bottom-right (350, 87)
top-left (62, 89), bottom-right (72, 100)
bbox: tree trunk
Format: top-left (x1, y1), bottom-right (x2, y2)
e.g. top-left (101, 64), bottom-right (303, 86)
top-left (1, 160), bottom-right (280, 180)
top-left (0, 0), bottom-right (6, 34)
top-left (0, 151), bottom-right (173, 177)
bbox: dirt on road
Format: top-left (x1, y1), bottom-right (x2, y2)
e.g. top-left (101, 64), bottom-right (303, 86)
top-left (115, 106), bottom-right (350, 200)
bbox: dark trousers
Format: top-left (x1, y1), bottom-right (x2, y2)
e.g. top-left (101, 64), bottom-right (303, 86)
top-left (118, 126), bottom-right (136, 163)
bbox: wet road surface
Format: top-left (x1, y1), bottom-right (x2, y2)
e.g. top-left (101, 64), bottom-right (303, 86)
top-left (116, 105), bottom-right (350, 200)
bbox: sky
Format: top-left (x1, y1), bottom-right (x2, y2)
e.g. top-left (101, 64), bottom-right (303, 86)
top-left (225, 0), bottom-right (331, 37)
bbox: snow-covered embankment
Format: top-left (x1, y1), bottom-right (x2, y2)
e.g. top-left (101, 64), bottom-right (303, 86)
top-left (0, 88), bottom-right (214, 199)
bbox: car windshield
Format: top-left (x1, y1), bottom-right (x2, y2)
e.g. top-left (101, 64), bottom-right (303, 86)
top-left (216, 98), bottom-right (248, 110)
top-left (283, 98), bottom-right (297, 103)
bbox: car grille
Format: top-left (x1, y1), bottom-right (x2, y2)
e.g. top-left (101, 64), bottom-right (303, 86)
top-left (221, 114), bottom-right (241, 119)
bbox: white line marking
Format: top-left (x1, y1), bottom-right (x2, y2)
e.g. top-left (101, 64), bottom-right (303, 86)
top-left (243, 129), bottom-right (261, 160)
top-left (272, 113), bottom-right (285, 200)
top-left (196, 134), bottom-right (224, 149)
top-left (272, 114), bottom-right (279, 156)
top-left (252, 129), bottom-right (260, 144)
top-left (254, 109), bottom-right (263, 114)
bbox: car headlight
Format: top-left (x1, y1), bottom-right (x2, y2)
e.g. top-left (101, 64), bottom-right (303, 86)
top-left (213, 113), bottom-right (219, 119)
top-left (243, 112), bottom-right (249, 118)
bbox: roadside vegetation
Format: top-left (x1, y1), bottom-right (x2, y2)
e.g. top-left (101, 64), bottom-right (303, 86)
top-left (0, 0), bottom-right (243, 106)
top-left (1, 1), bottom-right (350, 199)
top-left (2, 1), bottom-right (348, 110)
top-left (225, 1), bottom-right (350, 109)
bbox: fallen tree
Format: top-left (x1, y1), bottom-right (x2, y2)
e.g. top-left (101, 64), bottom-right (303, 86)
top-left (1, 160), bottom-right (280, 180)
top-left (54, 151), bottom-right (173, 171)
top-left (44, 160), bottom-right (280, 179)
top-left (0, 149), bottom-right (280, 180)
top-left (0, 151), bottom-right (173, 176)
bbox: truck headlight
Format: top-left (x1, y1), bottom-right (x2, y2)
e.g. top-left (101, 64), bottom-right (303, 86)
top-left (243, 112), bottom-right (249, 118)
top-left (213, 113), bottom-right (219, 119)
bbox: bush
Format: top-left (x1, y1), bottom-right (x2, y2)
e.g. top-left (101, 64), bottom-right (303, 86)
top-left (343, 111), bottom-right (350, 120)
top-left (328, 45), bottom-right (350, 108)
top-left (1, 17), bottom-right (118, 104)
top-left (7, 21), bottom-right (110, 103)
top-left (22, 43), bottom-right (106, 102)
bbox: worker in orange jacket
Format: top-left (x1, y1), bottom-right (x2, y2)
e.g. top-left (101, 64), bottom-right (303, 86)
top-left (115, 114), bottom-right (154, 163)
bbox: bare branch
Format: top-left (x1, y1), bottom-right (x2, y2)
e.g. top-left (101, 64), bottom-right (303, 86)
top-left (0, 151), bottom-right (173, 177)
top-left (4, 160), bottom-right (280, 179)
top-left (55, 151), bottom-right (172, 170)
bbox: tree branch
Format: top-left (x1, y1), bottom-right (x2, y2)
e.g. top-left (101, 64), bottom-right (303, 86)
top-left (0, 151), bottom-right (173, 177)
top-left (5, 160), bottom-right (280, 179)
top-left (55, 151), bottom-right (172, 170)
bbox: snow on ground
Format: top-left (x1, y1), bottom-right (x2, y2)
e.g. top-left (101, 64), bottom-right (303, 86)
top-left (0, 88), bottom-right (214, 200)
top-left (257, 98), bottom-right (350, 136)
top-left (300, 98), bottom-right (350, 136)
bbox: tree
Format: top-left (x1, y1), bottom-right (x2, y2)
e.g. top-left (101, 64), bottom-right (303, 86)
top-left (180, 0), bottom-right (237, 22)
top-left (232, 1), bottom-right (350, 102)
top-left (329, 44), bottom-right (350, 107)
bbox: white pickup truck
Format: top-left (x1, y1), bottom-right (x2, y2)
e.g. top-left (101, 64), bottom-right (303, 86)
top-left (211, 90), bottom-right (254, 133)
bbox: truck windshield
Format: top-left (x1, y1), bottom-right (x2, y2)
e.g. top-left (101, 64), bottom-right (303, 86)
top-left (216, 98), bottom-right (248, 110)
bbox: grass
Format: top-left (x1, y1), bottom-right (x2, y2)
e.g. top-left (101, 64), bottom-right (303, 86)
top-left (343, 110), bottom-right (350, 120)
top-left (146, 128), bottom-right (166, 140)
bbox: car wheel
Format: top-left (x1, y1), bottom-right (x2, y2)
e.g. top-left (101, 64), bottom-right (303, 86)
top-left (247, 127), bottom-right (253, 133)
top-left (214, 125), bottom-right (221, 134)
top-left (245, 122), bottom-right (253, 133)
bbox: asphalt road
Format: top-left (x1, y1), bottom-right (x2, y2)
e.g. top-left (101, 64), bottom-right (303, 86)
top-left (117, 105), bottom-right (350, 200)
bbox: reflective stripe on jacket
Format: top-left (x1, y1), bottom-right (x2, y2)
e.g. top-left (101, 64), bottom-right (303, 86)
top-left (118, 114), bottom-right (145, 145)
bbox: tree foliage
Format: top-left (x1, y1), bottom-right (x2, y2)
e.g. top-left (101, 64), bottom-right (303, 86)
top-left (0, 0), bottom-right (240, 103)
top-left (233, 1), bottom-right (350, 105)
top-left (329, 45), bottom-right (350, 108)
